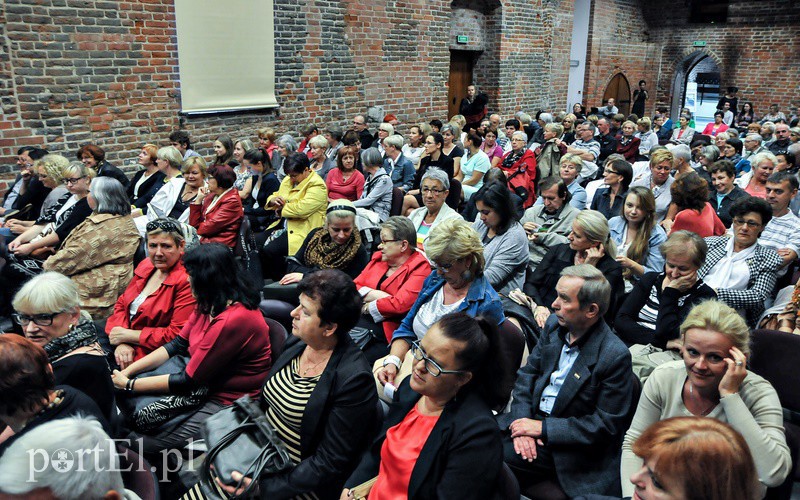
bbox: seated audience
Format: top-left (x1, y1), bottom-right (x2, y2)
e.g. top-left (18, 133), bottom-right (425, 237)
top-left (189, 270), bottom-right (378, 498)
top-left (0, 417), bottom-right (133, 498)
top-left (521, 176), bottom-right (580, 273)
top-left (440, 123), bottom-right (464, 178)
top-left (189, 164), bottom-right (243, 248)
top-left (708, 160), bottom-right (751, 228)
top-left (111, 243), bottom-right (271, 454)
top-left (668, 114), bottom-right (696, 145)
top-left (736, 151), bottom-right (776, 199)
top-left (0, 335), bottom-right (109, 457)
top-left (403, 133), bottom-right (454, 215)
top-left (520, 210), bottom-right (624, 328)
top-left (698, 197), bottom-right (782, 328)
top-left (481, 125), bottom-right (505, 168)
top-left (459, 131), bottom-right (492, 200)
top-left (665, 172), bottom-right (725, 237)
top-left (407, 168), bottom-right (462, 250)
top-left (628, 417), bottom-right (760, 500)
top-left (104, 218), bottom-right (195, 368)
top-left (0, 146), bottom-right (49, 220)
top-left (533, 122), bottom-right (566, 180)
top-left (590, 157), bottom-right (633, 219)
top-left (630, 148), bottom-right (675, 222)
top-left (759, 170), bottom-right (800, 274)
top-left (354, 147), bottom-right (393, 223)
top-left (553, 153), bottom-right (588, 209)
top-left (241, 147), bottom-right (281, 232)
top-left (402, 123), bottom-right (427, 168)
top-left (609, 186), bottom-right (667, 292)
top-left (344, 313), bottom-right (505, 499)
top-left (616, 230), bottom-right (716, 349)
top-left (500, 265), bottom-right (636, 498)
top-left (616, 120), bottom-right (641, 163)
top-left (702, 111), bottom-right (730, 137)
top-left (128, 143), bottom-right (166, 208)
top-left (43, 177), bottom-right (140, 319)
top-left (499, 130), bottom-right (538, 208)
top-left (621, 300), bottom-right (791, 497)
top-left (77, 143), bottom-right (129, 189)
top-left (170, 129), bottom-right (201, 160)
top-left (565, 122), bottom-right (600, 180)
top-left (472, 182), bottom-right (529, 297)
top-left (374, 218), bottom-right (504, 397)
top-left (134, 155), bottom-right (207, 234)
top-left (259, 152), bottom-right (328, 279)
top-left (1, 153), bottom-right (69, 236)
top-left (353, 217), bottom-right (431, 362)
top-left (722, 136), bottom-right (751, 175)
top-left (232, 138), bottom-right (255, 198)
top-left (309, 134), bottom-right (335, 180)
top-left (326, 146), bottom-right (365, 201)
top-left (12, 272), bottom-right (114, 421)
top-left (636, 117), bottom-right (659, 159)
top-left (382, 134), bottom-right (415, 193)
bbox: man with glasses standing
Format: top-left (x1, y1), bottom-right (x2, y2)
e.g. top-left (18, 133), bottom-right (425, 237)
top-left (499, 265), bottom-right (636, 498)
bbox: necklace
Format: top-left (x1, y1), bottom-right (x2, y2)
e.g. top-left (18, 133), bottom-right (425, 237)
top-left (688, 382), bottom-right (718, 416)
top-left (299, 351), bottom-right (330, 377)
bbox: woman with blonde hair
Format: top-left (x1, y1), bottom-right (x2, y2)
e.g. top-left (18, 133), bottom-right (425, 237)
top-left (561, 113), bottom-right (578, 144)
top-left (155, 145), bottom-right (183, 182)
top-left (4, 154), bottom-right (71, 235)
top-left (621, 300), bottom-right (791, 497)
top-left (374, 218), bottom-right (505, 399)
top-left (517, 209), bottom-right (624, 328)
top-left (635, 116), bottom-right (659, 159)
top-left (629, 417), bottom-right (760, 500)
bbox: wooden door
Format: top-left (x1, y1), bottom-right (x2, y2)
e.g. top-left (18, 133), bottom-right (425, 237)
top-left (603, 73), bottom-right (631, 116)
top-left (448, 51), bottom-right (473, 120)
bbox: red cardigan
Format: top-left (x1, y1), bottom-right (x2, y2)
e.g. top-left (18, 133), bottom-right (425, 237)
top-left (671, 202), bottom-right (726, 238)
top-left (105, 258), bottom-right (196, 362)
top-left (182, 304), bottom-right (272, 405)
top-left (189, 188), bottom-right (243, 247)
top-left (353, 250), bottom-right (431, 342)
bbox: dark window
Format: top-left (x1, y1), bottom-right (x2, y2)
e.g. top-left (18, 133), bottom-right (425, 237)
top-left (689, 0), bottom-right (729, 24)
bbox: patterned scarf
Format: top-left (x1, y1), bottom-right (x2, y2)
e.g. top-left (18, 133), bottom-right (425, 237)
top-left (502, 149), bottom-right (523, 170)
top-left (304, 228), bottom-right (362, 270)
top-left (43, 318), bottom-right (99, 363)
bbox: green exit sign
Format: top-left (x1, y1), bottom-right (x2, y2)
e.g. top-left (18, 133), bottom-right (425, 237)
top-left (693, 40), bottom-right (707, 47)
top-left (457, 35), bottom-right (469, 44)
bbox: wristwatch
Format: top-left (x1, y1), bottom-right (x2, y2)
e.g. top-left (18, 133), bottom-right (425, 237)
top-left (382, 355), bottom-right (402, 370)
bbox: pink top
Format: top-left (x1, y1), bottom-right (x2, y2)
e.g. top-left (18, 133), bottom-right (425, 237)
top-left (671, 202), bottom-right (726, 238)
top-left (326, 168), bottom-right (365, 201)
top-left (370, 403), bottom-right (440, 500)
top-left (481, 143), bottom-right (504, 163)
top-left (702, 122), bottom-right (729, 137)
top-left (745, 181), bottom-right (767, 199)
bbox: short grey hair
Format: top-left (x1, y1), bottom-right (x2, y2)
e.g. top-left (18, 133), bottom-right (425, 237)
top-left (751, 151), bottom-right (778, 169)
top-left (13, 271), bottom-right (79, 314)
top-left (0, 417), bottom-right (125, 498)
top-left (582, 122), bottom-right (597, 134)
top-left (381, 216), bottom-right (417, 247)
top-left (700, 145), bottom-right (721, 163)
top-left (745, 133), bottom-right (763, 144)
top-left (517, 112), bottom-right (532, 125)
top-left (538, 113), bottom-right (554, 124)
top-left (671, 144), bottom-right (692, 163)
top-left (383, 134), bottom-right (404, 150)
top-left (276, 134), bottom-right (298, 152)
top-left (440, 123), bottom-right (458, 137)
top-left (512, 130), bottom-right (529, 143)
top-left (420, 167), bottom-right (450, 190)
top-left (361, 147), bottom-right (383, 169)
top-left (157, 145), bottom-right (183, 169)
top-left (560, 264), bottom-right (611, 316)
top-left (91, 176), bottom-right (131, 216)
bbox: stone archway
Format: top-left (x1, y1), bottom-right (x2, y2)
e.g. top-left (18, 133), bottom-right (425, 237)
top-left (603, 73), bottom-right (631, 116)
top-left (669, 49), bottom-right (724, 119)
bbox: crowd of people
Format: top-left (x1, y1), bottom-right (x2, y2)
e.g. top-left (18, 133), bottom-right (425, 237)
top-left (0, 85), bottom-right (799, 499)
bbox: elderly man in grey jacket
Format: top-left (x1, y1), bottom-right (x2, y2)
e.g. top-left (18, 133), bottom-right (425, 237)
top-left (521, 177), bottom-right (580, 273)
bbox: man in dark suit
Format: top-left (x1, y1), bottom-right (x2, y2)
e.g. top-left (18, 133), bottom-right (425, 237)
top-left (498, 264), bottom-right (636, 498)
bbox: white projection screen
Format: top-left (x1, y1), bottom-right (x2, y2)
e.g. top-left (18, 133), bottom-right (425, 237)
top-left (174, 0), bottom-right (278, 114)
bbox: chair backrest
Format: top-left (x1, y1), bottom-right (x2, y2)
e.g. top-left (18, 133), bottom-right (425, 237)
top-left (750, 329), bottom-right (800, 415)
top-left (133, 237), bottom-right (147, 267)
top-left (497, 319), bottom-right (526, 411)
top-left (117, 445), bottom-right (159, 500)
top-left (445, 178), bottom-right (462, 210)
top-left (492, 463), bottom-right (520, 500)
top-left (390, 187), bottom-right (405, 216)
top-left (264, 316), bottom-right (288, 360)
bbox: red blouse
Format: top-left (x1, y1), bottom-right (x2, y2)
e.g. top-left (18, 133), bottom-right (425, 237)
top-left (181, 304), bottom-right (272, 405)
top-left (326, 168), bottom-right (365, 201)
top-left (188, 188), bottom-right (243, 248)
top-left (105, 258), bottom-right (196, 362)
top-left (370, 403), bottom-right (440, 500)
top-left (670, 202), bottom-right (726, 238)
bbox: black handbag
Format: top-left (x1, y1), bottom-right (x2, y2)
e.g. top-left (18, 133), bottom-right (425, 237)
top-left (198, 395), bottom-right (292, 499)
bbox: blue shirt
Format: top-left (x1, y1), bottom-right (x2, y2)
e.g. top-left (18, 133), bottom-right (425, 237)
top-left (539, 332), bottom-right (581, 415)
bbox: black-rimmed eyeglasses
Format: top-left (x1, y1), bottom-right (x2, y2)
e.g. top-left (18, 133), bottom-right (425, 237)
top-left (410, 340), bottom-right (467, 377)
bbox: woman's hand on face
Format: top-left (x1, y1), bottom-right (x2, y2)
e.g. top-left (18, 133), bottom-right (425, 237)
top-left (215, 471), bottom-right (253, 497)
top-left (279, 272), bottom-right (303, 285)
top-left (534, 306), bottom-right (550, 328)
top-left (719, 347), bottom-right (748, 397)
top-left (194, 186), bottom-right (208, 204)
top-left (110, 369), bottom-right (130, 390)
top-left (584, 244), bottom-right (605, 266)
top-left (115, 344), bottom-right (135, 370)
top-left (664, 271), bottom-right (697, 293)
top-left (377, 364), bottom-right (397, 387)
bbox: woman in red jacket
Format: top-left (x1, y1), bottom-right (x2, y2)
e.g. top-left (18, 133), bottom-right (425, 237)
top-left (189, 164), bottom-right (243, 247)
top-left (353, 216), bottom-right (431, 363)
top-left (104, 218), bottom-right (196, 369)
top-left (499, 130), bottom-right (538, 208)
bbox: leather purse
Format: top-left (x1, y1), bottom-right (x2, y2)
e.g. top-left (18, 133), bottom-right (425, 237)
top-left (198, 395), bottom-right (292, 499)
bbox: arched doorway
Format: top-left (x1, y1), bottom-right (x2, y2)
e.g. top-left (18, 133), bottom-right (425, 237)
top-left (603, 73), bottom-right (631, 116)
top-left (670, 51), bottom-right (721, 121)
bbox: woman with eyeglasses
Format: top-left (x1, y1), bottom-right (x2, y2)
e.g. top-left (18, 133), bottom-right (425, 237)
top-left (406, 168), bottom-right (462, 250)
top-left (590, 158), bottom-right (634, 220)
top-left (374, 218), bottom-right (504, 402)
top-left (698, 197), bottom-right (783, 328)
top-left (343, 312), bottom-right (505, 500)
top-left (621, 301), bottom-right (790, 498)
top-left (1, 162), bottom-right (95, 314)
top-left (402, 133), bottom-right (455, 216)
top-left (11, 272), bottom-right (115, 422)
top-left (103, 218), bottom-right (196, 370)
